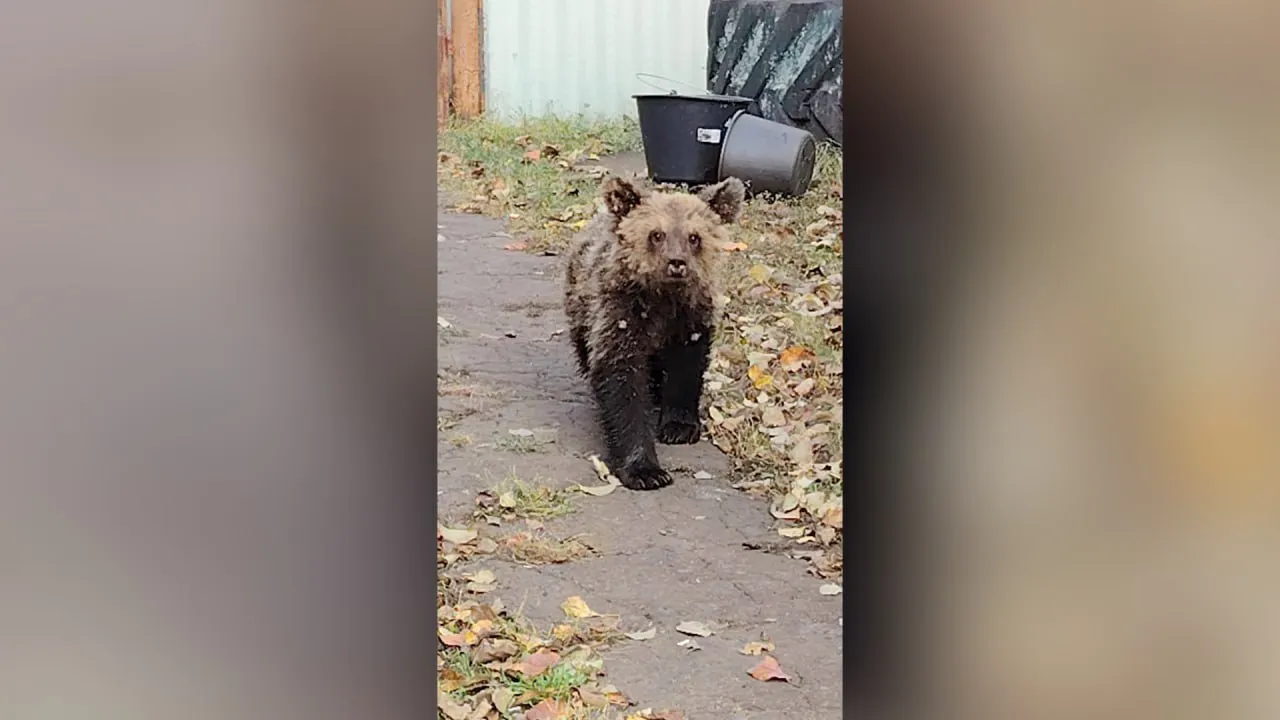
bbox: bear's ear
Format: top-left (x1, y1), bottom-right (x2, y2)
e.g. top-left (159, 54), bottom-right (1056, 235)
top-left (698, 177), bottom-right (746, 224)
top-left (601, 177), bottom-right (645, 218)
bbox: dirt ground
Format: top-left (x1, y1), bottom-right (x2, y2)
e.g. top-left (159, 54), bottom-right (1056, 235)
top-left (437, 197), bottom-right (842, 718)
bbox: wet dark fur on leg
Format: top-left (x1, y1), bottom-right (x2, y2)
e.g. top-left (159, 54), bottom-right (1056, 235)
top-left (563, 176), bottom-right (745, 490)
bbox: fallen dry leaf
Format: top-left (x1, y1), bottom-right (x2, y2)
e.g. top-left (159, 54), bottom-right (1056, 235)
top-left (512, 649), bottom-right (561, 679)
top-left (469, 698), bottom-right (494, 719)
top-left (523, 698), bottom-right (569, 720)
top-left (588, 454), bottom-right (617, 481)
top-left (498, 490), bottom-right (517, 508)
top-left (464, 568), bottom-right (495, 585)
top-left (740, 640), bottom-right (776, 656)
top-left (804, 219), bottom-right (832, 237)
top-left (778, 345), bottom-right (814, 370)
top-left (561, 595), bottom-right (599, 619)
top-left (721, 241), bottom-right (749, 252)
top-left (624, 627), bottom-right (657, 641)
top-left (438, 689), bottom-right (472, 720)
top-left (438, 525), bottom-right (477, 545)
top-left (578, 455), bottom-right (622, 495)
top-left (576, 685), bottom-right (610, 709)
top-left (770, 497), bottom-right (803, 521)
top-left (576, 480), bottom-right (619, 496)
top-left (675, 620), bottom-right (713, 637)
top-left (819, 583), bottom-right (842, 596)
top-left (467, 618), bottom-right (496, 640)
top-left (522, 149), bottom-right (542, 163)
top-left (815, 526), bottom-right (838, 545)
top-left (473, 637), bottom-right (520, 663)
top-left (438, 626), bottom-right (475, 648)
top-left (821, 506), bottom-right (843, 529)
top-left (790, 436), bottom-right (814, 465)
top-left (747, 263), bottom-right (773, 284)
top-left (503, 241), bottom-right (529, 251)
top-left (560, 624), bottom-right (593, 646)
top-left (626, 712), bottom-right (686, 720)
top-left (748, 655), bottom-right (793, 683)
top-left (490, 687), bottom-right (515, 713)
top-left (747, 365), bottom-right (774, 389)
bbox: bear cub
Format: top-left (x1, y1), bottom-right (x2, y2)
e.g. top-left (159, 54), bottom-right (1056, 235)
top-left (563, 175), bottom-right (746, 490)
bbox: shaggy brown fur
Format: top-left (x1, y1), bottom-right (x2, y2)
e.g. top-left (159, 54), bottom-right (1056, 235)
top-left (563, 176), bottom-right (746, 490)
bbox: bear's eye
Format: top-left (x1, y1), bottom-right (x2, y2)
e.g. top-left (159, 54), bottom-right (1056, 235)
top-left (688, 233), bottom-right (701, 248)
top-left (648, 230), bottom-right (665, 245)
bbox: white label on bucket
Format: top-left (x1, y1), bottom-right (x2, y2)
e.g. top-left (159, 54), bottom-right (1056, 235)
top-left (695, 128), bottom-right (722, 144)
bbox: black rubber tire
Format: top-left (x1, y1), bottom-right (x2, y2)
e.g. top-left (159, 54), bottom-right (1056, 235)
top-left (706, 0), bottom-right (843, 147)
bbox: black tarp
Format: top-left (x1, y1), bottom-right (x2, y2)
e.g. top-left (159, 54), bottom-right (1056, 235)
top-left (707, 0), bottom-right (843, 146)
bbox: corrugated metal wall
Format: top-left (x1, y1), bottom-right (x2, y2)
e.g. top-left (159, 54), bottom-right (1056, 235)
top-left (483, 0), bottom-right (712, 119)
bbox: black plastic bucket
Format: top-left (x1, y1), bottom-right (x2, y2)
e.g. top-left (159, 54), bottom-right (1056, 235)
top-left (719, 110), bottom-right (818, 197)
top-left (633, 93), bottom-right (752, 185)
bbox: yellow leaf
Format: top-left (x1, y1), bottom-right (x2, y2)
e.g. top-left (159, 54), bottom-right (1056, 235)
top-left (747, 264), bottom-right (772, 284)
top-left (469, 619), bottom-right (496, 639)
top-left (561, 595), bottom-right (599, 619)
top-left (740, 640), bottom-right (776, 656)
top-left (588, 454), bottom-right (618, 482)
top-left (721, 241), bottom-right (748, 251)
top-left (747, 365), bottom-right (774, 389)
top-left (437, 625), bottom-right (478, 647)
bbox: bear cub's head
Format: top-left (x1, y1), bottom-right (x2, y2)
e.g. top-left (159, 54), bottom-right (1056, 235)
top-left (601, 176), bottom-right (746, 287)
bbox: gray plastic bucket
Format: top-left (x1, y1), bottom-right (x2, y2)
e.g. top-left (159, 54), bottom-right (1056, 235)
top-left (718, 111), bottom-right (818, 197)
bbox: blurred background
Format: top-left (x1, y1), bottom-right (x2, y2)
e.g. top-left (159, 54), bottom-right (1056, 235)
top-left (0, 1), bottom-right (1276, 718)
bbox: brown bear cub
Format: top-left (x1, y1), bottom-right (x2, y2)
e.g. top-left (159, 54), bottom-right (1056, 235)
top-left (563, 175), bottom-right (746, 490)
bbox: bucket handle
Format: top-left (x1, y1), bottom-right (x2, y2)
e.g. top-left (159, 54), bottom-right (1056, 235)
top-left (634, 72), bottom-right (708, 96)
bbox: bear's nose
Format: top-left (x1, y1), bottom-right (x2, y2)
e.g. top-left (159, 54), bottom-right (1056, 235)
top-left (667, 259), bottom-right (687, 277)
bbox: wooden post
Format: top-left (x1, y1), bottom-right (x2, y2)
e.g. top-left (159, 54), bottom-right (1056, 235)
top-left (450, 0), bottom-right (483, 118)
top-left (437, 1), bottom-right (452, 124)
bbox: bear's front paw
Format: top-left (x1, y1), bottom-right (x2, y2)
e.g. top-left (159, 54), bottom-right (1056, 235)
top-left (618, 460), bottom-right (673, 490)
top-left (657, 414), bottom-right (701, 445)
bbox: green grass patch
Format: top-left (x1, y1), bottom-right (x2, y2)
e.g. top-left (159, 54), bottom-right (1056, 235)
top-left (439, 115), bottom-right (642, 253)
top-left (476, 471), bottom-right (576, 521)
